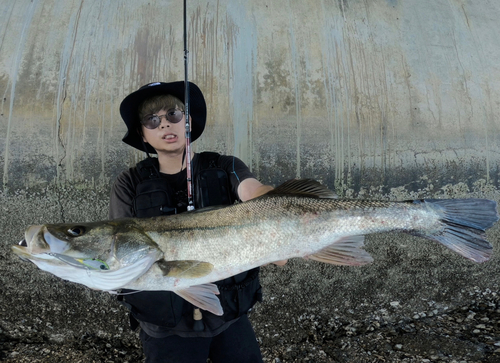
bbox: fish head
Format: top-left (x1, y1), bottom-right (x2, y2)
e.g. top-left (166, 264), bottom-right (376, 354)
top-left (14, 222), bottom-right (121, 265)
top-left (12, 221), bottom-right (164, 291)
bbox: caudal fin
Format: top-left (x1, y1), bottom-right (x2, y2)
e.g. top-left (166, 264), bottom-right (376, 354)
top-left (420, 199), bottom-right (498, 263)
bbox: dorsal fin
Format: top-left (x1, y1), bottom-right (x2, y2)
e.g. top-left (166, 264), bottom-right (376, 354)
top-left (266, 179), bottom-right (337, 199)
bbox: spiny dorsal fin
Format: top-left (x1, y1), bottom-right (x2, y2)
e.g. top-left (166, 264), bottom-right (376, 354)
top-left (307, 235), bottom-right (373, 266)
top-left (157, 260), bottom-right (214, 278)
top-left (266, 179), bottom-right (338, 199)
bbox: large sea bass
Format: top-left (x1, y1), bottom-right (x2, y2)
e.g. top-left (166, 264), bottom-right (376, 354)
top-left (12, 180), bottom-right (498, 315)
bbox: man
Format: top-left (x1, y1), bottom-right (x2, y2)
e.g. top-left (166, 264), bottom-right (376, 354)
top-left (109, 81), bottom-right (285, 362)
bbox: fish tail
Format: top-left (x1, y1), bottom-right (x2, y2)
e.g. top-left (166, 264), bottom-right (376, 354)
top-left (418, 199), bottom-right (498, 263)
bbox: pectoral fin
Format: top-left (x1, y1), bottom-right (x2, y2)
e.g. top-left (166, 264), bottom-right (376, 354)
top-left (175, 283), bottom-right (223, 315)
top-left (157, 260), bottom-right (214, 278)
top-left (307, 235), bottom-right (373, 266)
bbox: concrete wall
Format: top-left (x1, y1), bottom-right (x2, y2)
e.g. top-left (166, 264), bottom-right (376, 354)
top-left (1, 0), bottom-right (499, 192)
top-left (1, 0), bottom-right (500, 360)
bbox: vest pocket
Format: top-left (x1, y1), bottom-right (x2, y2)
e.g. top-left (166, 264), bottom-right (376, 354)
top-left (217, 268), bottom-right (262, 321)
top-left (134, 187), bottom-right (176, 218)
top-left (124, 291), bottom-right (187, 328)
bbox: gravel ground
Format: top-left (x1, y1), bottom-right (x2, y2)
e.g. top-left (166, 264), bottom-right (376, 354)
top-left (1, 289), bottom-right (499, 363)
top-left (2, 186), bottom-right (499, 362)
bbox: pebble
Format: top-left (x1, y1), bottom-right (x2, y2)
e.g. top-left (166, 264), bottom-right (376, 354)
top-left (2, 290), bottom-right (499, 363)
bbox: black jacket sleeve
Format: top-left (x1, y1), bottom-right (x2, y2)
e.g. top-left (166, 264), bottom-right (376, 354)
top-left (109, 169), bottom-right (139, 219)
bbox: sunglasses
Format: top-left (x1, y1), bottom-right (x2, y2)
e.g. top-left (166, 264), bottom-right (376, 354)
top-left (141, 109), bottom-right (185, 129)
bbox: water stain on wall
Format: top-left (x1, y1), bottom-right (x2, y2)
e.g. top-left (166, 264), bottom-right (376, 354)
top-left (0, 0), bottom-right (499, 192)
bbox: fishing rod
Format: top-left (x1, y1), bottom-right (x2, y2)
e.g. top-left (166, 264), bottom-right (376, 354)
top-left (183, 0), bottom-right (204, 331)
top-left (183, 0), bottom-right (195, 212)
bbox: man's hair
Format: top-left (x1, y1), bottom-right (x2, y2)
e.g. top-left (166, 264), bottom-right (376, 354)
top-left (138, 94), bottom-right (185, 121)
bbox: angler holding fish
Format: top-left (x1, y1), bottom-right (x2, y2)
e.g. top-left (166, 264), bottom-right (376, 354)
top-left (110, 81), bottom-right (281, 362)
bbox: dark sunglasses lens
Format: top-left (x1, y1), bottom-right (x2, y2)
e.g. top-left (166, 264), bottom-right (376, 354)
top-left (166, 110), bottom-right (184, 123)
top-left (142, 115), bottom-right (161, 129)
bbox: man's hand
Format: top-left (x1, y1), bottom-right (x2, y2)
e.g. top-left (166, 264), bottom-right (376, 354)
top-left (237, 178), bottom-right (273, 202)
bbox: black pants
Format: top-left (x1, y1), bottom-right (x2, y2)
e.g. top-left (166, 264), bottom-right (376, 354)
top-left (139, 315), bottom-right (263, 363)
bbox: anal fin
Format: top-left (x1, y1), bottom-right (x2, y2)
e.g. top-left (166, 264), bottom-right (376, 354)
top-left (307, 235), bottom-right (374, 266)
top-left (175, 283), bottom-right (223, 316)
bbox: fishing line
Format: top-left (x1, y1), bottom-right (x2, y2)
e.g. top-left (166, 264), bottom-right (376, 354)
top-left (110, 290), bottom-right (145, 296)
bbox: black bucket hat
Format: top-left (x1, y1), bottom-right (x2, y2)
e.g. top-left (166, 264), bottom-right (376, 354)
top-left (120, 81), bottom-right (207, 154)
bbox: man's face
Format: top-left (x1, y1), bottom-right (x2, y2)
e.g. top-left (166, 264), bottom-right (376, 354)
top-left (141, 108), bottom-right (190, 155)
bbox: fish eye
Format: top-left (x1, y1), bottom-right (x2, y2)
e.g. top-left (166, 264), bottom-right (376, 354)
top-left (67, 226), bottom-right (85, 236)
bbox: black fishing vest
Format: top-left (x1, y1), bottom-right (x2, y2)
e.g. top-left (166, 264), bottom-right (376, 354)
top-left (133, 152), bottom-right (233, 217)
top-left (119, 153), bottom-right (262, 331)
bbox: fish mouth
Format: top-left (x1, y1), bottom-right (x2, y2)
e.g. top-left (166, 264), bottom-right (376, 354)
top-left (12, 227), bottom-right (40, 258)
top-left (12, 225), bottom-right (70, 259)
top-left (12, 230), bottom-right (108, 270)
top-left (11, 244), bottom-right (50, 263)
top-left (13, 238), bottom-right (30, 260)
top-left (12, 244), bottom-right (29, 258)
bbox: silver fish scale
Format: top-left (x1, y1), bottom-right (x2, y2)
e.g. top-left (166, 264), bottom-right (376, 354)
top-left (136, 197), bottom-right (440, 285)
